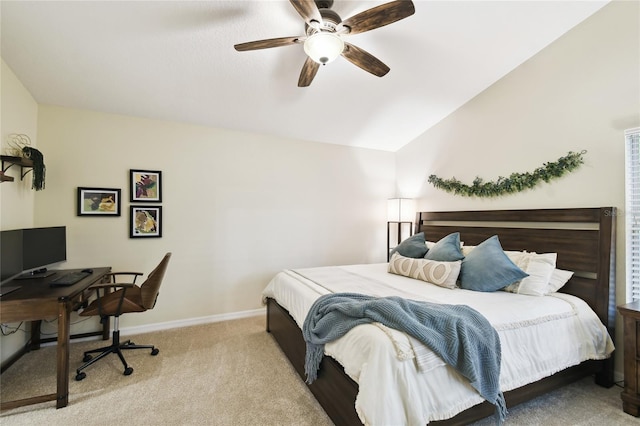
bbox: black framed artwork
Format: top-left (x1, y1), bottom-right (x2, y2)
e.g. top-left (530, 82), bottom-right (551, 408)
top-left (130, 169), bottom-right (162, 202)
top-left (77, 187), bottom-right (121, 216)
top-left (130, 205), bottom-right (162, 238)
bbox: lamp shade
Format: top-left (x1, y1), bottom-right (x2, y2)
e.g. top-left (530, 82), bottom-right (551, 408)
top-left (303, 32), bottom-right (344, 65)
top-left (387, 198), bottom-right (415, 222)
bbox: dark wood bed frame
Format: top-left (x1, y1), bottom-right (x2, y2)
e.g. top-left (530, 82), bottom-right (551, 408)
top-left (266, 207), bottom-right (616, 425)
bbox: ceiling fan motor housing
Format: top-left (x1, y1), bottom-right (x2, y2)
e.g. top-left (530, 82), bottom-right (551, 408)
top-left (306, 8), bottom-right (342, 35)
top-left (315, 0), bottom-right (333, 10)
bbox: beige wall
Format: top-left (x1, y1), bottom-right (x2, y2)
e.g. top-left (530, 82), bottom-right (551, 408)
top-left (0, 60), bottom-right (39, 361)
top-left (396, 0), bottom-right (640, 378)
top-left (32, 106), bottom-right (394, 325)
top-left (35, 106), bottom-right (395, 327)
top-left (1, 60), bottom-right (37, 228)
top-left (1, 84), bottom-right (396, 364)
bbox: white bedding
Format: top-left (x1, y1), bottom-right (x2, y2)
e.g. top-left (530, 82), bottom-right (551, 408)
top-left (262, 263), bottom-right (614, 426)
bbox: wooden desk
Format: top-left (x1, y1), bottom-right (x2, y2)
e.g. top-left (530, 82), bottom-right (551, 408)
top-left (0, 267), bottom-right (111, 410)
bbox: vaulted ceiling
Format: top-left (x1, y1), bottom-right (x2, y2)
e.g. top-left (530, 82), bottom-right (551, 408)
top-left (1, 1), bottom-right (609, 152)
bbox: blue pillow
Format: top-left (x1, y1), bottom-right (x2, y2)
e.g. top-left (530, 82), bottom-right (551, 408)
top-left (390, 232), bottom-right (428, 259)
top-left (459, 235), bottom-right (529, 292)
top-left (424, 232), bottom-right (464, 261)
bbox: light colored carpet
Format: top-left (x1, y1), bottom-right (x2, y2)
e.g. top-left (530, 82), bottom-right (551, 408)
top-left (0, 315), bottom-right (638, 425)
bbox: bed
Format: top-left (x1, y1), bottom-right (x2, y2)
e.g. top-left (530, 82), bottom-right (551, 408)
top-left (262, 208), bottom-right (616, 425)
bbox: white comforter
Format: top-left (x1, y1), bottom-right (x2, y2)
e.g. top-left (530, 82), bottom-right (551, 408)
top-left (261, 263), bottom-right (614, 426)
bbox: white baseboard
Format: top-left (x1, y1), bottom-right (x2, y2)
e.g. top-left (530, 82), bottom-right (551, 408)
top-left (119, 307), bottom-right (266, 336)
top-left (36, 307), bottom-right (266, 347)
top-left (614, 371), bottom-right (624, 385)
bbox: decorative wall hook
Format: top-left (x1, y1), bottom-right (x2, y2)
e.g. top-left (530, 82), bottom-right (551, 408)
top-left (3, 134), bottom-right (46, 190)
top-left (5, 133), bottom-right (32, 156)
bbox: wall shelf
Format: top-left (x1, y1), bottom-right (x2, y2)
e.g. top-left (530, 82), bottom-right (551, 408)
top-left (0, 171), bottom-right (14, 182)
top-left (1, 155), bottom-right (33, 182)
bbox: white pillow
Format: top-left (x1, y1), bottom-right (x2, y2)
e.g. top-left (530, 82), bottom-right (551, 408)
top-left (547, 268), bottom-right (574, 293)
top-left (388, 252), bottom-right (461, 289)
top-left (461, 245), bottom-right (475, 256)
top-left (503, 252), bottom-right (557, 296)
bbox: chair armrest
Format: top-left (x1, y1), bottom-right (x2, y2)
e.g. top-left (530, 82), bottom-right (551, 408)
top-left (88, 282), bottom-right (136, 290)
top-left (106, 272), bottom-right (143, 277)
top-left (104, 272), bottom-right (143, 284)
top-left (83, 282), bottom-right (138, 317)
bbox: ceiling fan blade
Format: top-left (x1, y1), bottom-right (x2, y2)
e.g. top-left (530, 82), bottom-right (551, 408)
top-left (289, 0), bottom-right (322, 26)
top-left (341, 42), bottom-right (390, 77)
top-left (234, 36), bottom-right (303, 51)
top-left (337, 0), bottom-right (415, 35)
top-left (298, 57), bottom-right (320, 87)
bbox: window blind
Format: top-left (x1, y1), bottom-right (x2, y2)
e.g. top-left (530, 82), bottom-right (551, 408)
top-left (625, 127), bottom-right (640, 301)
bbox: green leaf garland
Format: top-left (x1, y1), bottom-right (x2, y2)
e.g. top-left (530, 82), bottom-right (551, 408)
top-left (427, 150), bottom-right (586, 197)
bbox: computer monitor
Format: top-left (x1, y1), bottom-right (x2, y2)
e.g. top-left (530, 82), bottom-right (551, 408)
top-left (1, 229), bottom-right (23, 283)
top-left (0, 226), bottom-right (67, 282)
top-left (22, 226), bottom-right (67, 272)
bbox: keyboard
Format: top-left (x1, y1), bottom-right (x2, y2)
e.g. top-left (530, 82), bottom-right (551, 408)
top-left (50, 271), bottom-right (90, 286)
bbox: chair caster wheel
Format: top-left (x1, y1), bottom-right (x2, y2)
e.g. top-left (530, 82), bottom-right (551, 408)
top-left (75, 372), bottom-right (86, 381)
top-left (83, 354), bottom-right (92, 362)
top-left (124, 367), bottom-right (133, 376)
top-left (151, 348), bottom-right (159, 356)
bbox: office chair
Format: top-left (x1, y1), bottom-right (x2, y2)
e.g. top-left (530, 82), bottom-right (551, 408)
top-left (75, 253), bottom-right (171, 381)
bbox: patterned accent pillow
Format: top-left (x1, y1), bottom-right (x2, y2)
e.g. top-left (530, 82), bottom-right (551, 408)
top-left (388, 252), bottom-right (461, 289)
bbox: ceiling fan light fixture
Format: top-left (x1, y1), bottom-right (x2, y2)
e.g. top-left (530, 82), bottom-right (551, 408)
top-left (303, 32), bottom-right (344, 65)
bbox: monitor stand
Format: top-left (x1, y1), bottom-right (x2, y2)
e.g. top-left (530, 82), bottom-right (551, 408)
top-left (14, 269), bottom-right (56, 280)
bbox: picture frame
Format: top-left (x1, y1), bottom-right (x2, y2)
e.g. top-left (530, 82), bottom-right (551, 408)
top-left (77, 187), bottom-right (121, 216)
top-left (130, 205), bottom-right (162, 238)
top-left (130, 169), bottom-right (162, 202)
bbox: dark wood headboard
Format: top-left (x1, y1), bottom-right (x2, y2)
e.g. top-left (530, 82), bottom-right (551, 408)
top-left (415, 208), bottom-right (616, 337)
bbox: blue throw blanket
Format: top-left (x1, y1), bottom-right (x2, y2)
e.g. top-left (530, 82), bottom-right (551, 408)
top-left (302, 293), bottom-right (507, 424)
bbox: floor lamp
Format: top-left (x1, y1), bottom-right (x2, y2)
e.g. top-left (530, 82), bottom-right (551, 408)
top-left (387, 198), bottom-right (415, 261)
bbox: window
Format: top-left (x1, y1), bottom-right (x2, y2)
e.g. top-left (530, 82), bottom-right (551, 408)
top-left (626, 127), bottom-right (640, 301)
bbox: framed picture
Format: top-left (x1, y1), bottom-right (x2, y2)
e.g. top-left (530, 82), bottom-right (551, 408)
top-left (130, 169), bottom-right (162, 202)
top-left (130, 205), bottom-right (162, 238)
top-left (77, 187), bottom-right (121, 216)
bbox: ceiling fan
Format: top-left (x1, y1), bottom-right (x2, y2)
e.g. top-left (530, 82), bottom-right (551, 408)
top-left (234, 0), bottom-right (415, 87)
